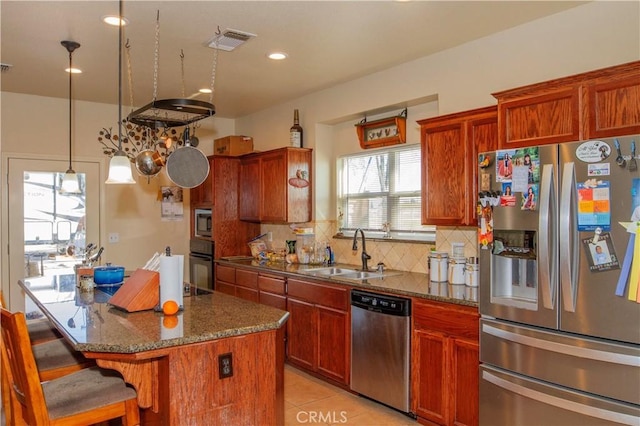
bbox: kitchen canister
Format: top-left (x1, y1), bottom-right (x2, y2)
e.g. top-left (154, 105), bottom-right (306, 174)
top-left (465, 257), bottom-right (479, 287)
top-left (429, 251), bottom-right (449, 283)
top-left (449, 256), bottom-right (467, 285)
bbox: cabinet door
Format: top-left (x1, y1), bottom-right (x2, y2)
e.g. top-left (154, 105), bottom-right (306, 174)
top-left (190, 156), bottom-right (214, 207)
top-left (413, 329), bottom-right (448, 425)
top-left (215, 281), bottom-right (236, 296)
top-left (239, 156), bottom-right (261, 221)
top-left (421, 122), bottom-right (468, 226)
top-left (451, 337), bottom-right (479, 426)
top-left (588, 75), bottom-right (640, 139)
top-left (468, 113), bottom-right (498, 225)
top-left (497, 87), bottom-right (581, 148)
top-left (287, 297), bottom-right (317, 371)
top-left (260, 151), bottom-right (288, 222)
top-left (317, 306), bottom-right (348, 385)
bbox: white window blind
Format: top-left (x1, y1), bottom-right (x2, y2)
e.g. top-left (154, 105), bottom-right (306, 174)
top-left (337, 144), bottom-right (435, 241)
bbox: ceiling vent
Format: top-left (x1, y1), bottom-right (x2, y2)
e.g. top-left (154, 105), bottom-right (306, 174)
top-left (207, 29), bottom-right (256, 52)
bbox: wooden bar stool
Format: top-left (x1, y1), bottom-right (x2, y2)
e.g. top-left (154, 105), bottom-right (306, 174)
top-left (1, 308), bottom-right (140, 425)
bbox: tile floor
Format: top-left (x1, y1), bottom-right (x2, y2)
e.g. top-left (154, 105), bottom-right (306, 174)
top-left (284, 364), bottom-right (417, 425)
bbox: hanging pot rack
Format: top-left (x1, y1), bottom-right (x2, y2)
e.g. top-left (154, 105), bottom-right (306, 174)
top-left (127, 10), bottom-right (216, 129)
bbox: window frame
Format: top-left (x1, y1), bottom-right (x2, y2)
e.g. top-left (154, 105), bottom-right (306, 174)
top-left (337, 144), bottom-right (435, 242)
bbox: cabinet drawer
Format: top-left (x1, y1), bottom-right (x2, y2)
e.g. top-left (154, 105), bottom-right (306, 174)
top-left (259, 292), bottom-right (287, 311)
top-left (413, 300), bottom-right (479, 340)
top-left (236, 269), bottom-right (258, 289)
top-left (287, 279), bottom-right (348, 311)
top-left (259, 274), bottom-right (286, 295)
top-left (216, 265), bottom-right (236, 284)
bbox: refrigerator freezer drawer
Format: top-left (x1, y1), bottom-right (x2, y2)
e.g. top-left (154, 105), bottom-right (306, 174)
top-left (480, 365), bottom-right (640, 426)
top-left (481, 318), bottom-right (640, 406)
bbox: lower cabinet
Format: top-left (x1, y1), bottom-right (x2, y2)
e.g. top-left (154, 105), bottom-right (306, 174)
top-left (286, 278), bottom-right (350, 385)
top-left (412, 299), bottom-right (479, 426)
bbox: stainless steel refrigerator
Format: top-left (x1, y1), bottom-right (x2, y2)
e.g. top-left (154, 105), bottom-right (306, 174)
top-left (478, 136), bottom-right (640, 425)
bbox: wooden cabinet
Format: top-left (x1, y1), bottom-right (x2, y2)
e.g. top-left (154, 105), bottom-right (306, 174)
top-left (418, 106), bottom-right (497, 226)
top-left (235, 269), bottom-right (259, 302)
top-left (215, 264), bottom-right (236, 296)
top-left (214, 264), bottom-right (260, 302)
top-left (239, 147), bottom-right (312, 223)
top-left (493, 60), bottom-right (640, 148)
top-left (191, 156), bottom-right (260, 258)
top-left (190, 156), bottom-right (214, 207)
top-left (286, 278), bottom-right (350, 385)
top-left (258, 273), bottom-right (287, 311)
top-left (412, 299), bottom-right (479, 426)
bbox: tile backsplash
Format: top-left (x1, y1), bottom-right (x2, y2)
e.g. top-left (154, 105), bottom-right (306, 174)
top-left (260, 222), bottom-right (478, 275)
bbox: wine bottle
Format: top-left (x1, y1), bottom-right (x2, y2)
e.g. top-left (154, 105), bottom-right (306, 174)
top-left (290, 109), bottom-right (303, 148)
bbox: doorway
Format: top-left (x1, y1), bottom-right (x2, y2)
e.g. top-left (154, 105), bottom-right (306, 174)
top-left (4, 157), bottom-right (101, 312)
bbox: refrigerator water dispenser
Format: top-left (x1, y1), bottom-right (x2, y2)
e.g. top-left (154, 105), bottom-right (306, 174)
top-left (490, 230), bottom-right (538, 310)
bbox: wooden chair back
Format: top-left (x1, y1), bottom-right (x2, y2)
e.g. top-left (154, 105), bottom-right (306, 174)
top-left (1, 307), bottom-right (50, 423)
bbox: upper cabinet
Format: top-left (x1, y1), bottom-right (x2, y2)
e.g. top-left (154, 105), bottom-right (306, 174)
top-left (190, 156), bottom-right (260, 258)
top-left (418, 106), bottom-right (497, 227)
top-left (239, 147), bottom-right (312, 223)
top-left (190, 156), bottom-right (214, 208)
top-left (493, 60), bottom-right (640, 148)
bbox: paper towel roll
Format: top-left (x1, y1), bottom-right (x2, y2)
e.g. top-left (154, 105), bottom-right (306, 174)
top-left (160, 254), bottom-right (184, 308)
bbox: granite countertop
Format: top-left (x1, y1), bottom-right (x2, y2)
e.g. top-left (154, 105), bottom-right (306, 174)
top-left (19, 280), bottom-right (289, 354)
top-left (215, 258), bottom-right (479, 308)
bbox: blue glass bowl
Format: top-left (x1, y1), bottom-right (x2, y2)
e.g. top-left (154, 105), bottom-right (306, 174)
top-left (93, 266), bottom-right (125, 284)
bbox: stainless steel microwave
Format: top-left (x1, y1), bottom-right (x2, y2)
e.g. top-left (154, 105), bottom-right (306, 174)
top-left (194, 209), bottom-right (212, 238)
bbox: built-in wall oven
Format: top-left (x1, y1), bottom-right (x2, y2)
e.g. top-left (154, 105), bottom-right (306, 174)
top-left (189, 238), bottom-right (215, 291)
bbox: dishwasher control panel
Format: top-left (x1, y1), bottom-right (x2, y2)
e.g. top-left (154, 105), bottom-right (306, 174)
top-left (351, 289), bottom-right (411, 316)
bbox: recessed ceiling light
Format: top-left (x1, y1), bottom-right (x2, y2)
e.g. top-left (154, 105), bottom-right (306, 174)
top-left (102, 15), bottom-right (129, 26)
top-left (65, 68), bottom-right (82, 74)
top-left (199, 88), bottom-right (212, 94)
top-left (268, 52), bottom-right (288, 60)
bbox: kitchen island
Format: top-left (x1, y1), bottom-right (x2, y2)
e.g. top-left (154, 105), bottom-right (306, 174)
top-left (19, 279), bottom-right (289, 425)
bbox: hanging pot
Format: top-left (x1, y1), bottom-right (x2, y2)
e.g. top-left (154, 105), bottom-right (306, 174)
top-left (134, 149), bottom-right (164, 177)
top-left (165, 128), bottom-right (209, 188)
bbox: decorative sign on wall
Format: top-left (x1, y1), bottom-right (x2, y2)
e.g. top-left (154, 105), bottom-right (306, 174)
top-left (355, 108), bottom-right (407, 149)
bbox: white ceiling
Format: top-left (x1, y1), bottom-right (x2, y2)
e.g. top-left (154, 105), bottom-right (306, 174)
top-left (1, 1), bottom-right (584, 119)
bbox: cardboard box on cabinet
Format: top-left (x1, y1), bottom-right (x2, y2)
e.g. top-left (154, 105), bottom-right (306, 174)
top-left (214, 136), bottom-right (254, 156)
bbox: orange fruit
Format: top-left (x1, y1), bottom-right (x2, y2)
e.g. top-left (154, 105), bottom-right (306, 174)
top-left (162, 315), bottom-right (179, 329)
top-left (162, 300), bottom-right (179, 316)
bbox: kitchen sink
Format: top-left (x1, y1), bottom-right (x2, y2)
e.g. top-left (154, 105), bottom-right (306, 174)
top-left (301, 266), bottom-right (404, 281)
top-left (302, 267), bottom-right (358, 276)
top-left (339, 271), bottom-right (384, 280)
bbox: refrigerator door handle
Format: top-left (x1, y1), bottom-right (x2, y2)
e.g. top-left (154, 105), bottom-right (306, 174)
top-left (482, 370), bottom-right (640, 425)
top-left (560, 161), bottom-right (578, 312)
top-left (482, 323), bottom-right (640, 367)
top-left (538, 163), bottom-right (556, 309)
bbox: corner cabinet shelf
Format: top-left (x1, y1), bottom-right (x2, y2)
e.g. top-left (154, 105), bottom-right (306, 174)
top-left (239, 147), bottom-right (312, 223)
top-left (418, 106), bottom-right (497, 226)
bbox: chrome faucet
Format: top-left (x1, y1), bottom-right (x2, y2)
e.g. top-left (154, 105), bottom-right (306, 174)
top-left (352, 228), bottom-right (371, 271)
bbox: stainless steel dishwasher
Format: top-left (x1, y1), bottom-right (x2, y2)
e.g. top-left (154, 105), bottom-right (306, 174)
top-left (350, 289), bottom-right (412, 415)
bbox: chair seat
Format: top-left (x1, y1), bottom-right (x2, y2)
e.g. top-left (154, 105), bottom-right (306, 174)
top-left (27, 317), bottom-right (62, 344)
top-left (32, 338), bottom-right (93, 375)
top-left (43, 367), bottom-right (138, 420)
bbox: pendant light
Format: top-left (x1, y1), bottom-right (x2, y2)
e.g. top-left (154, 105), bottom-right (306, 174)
top-left (106, 0), bottom-right (135, 184)
top-left (60, 40), bottom-right (81, 194)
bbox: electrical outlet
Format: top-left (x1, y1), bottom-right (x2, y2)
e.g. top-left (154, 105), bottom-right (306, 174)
top-left (108, 233), bottom-right (119, 243)
top-left (218, 353), bottom-right (233, 379)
